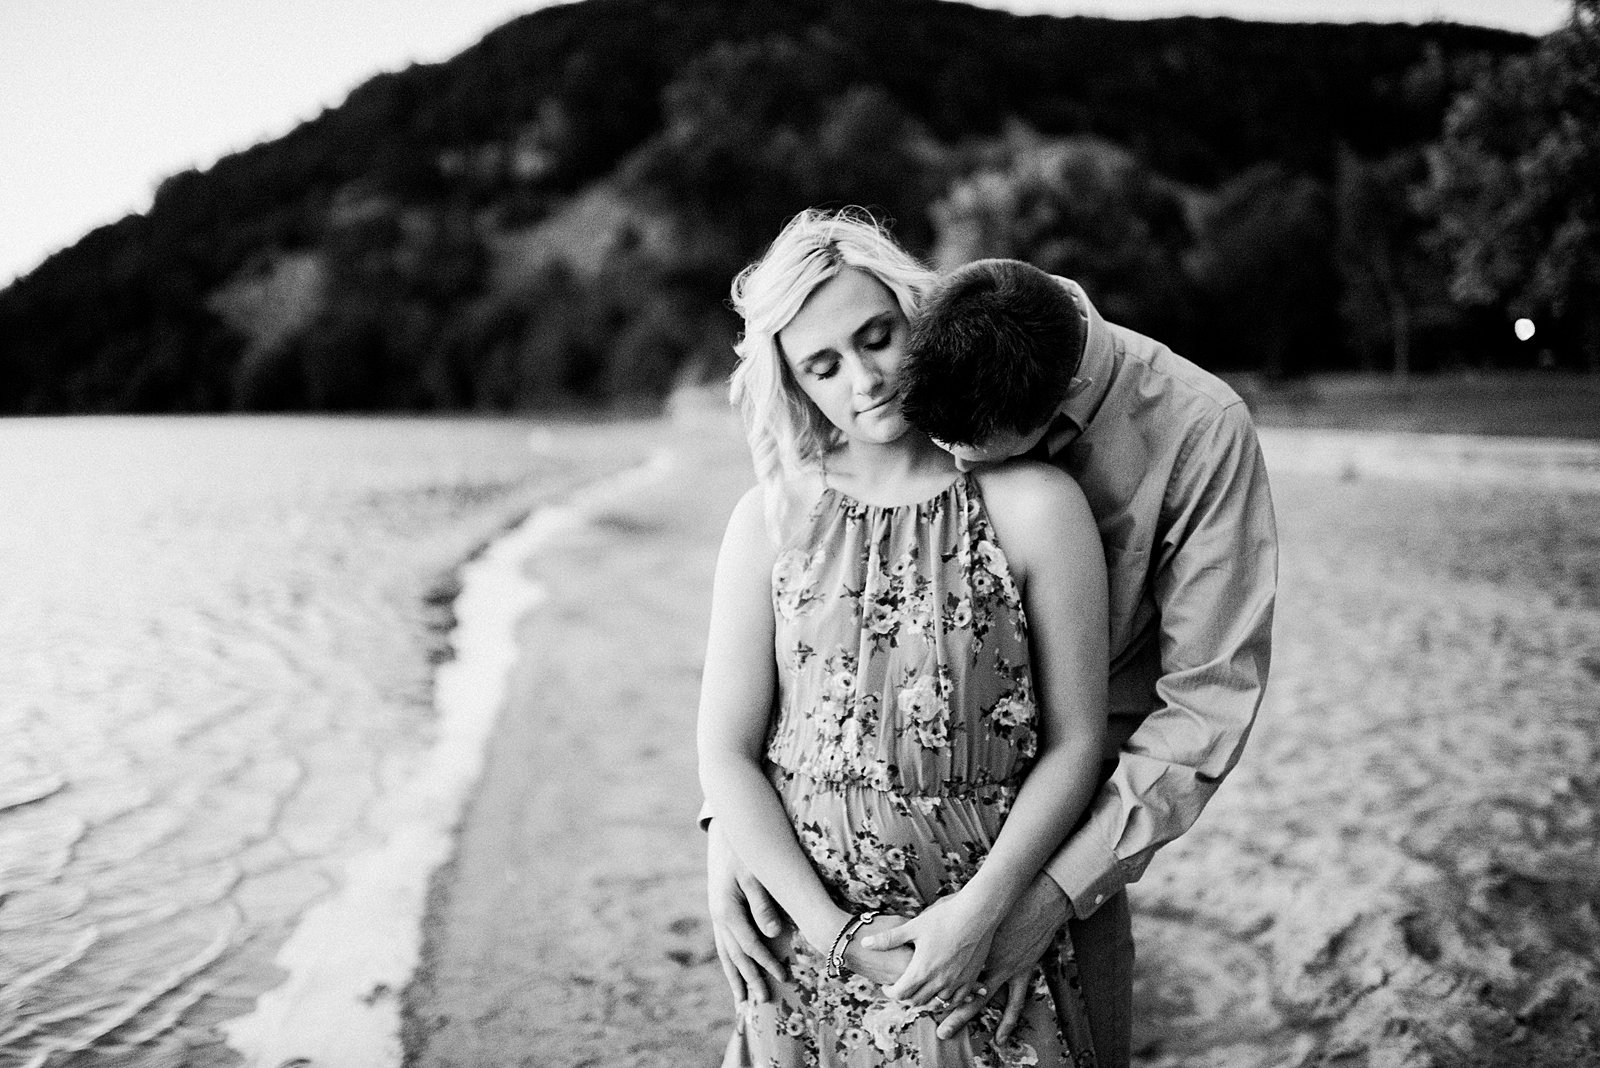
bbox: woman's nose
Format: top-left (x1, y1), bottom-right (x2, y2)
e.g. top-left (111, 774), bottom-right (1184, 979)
top-left (849, 352), bottom-right (885, 393)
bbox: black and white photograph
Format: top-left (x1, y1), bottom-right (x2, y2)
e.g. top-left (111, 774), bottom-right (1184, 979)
top-left (1, 0), bottom-right (1595, 1065)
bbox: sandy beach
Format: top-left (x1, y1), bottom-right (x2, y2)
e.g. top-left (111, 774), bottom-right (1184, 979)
top-left (401, 407), bottom-right (1600, 1067)
top-left (402, 404), bottom-right (752, 1066)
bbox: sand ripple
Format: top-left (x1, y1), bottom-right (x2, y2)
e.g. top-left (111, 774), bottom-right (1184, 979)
top-left (1132, 467), bottom-right (1600, 1066)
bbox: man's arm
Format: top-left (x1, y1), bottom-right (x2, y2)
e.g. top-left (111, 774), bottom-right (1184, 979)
top-left (1044, 400), bottom-right (1278, 915)
top-left (936, 401), bottom-right (1277, 1039)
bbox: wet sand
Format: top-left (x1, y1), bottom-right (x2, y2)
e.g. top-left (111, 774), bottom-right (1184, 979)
top-left (402, 410), bottom-right (1600, 1067)
top-left (401, 406), bottom-right (748, 1065)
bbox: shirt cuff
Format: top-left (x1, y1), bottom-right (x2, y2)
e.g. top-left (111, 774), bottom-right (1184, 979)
top-left (1043, 830), bottom-right (1125, 920)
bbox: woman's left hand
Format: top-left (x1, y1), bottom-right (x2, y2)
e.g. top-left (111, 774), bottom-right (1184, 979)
top-left (841, 913), bottom-right (914, 985)
top-left (863, 893), bottom-right (997, 1007)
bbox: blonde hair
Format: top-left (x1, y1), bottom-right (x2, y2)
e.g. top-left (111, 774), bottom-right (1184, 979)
top-left (729, 207), bottom-right (936, 535)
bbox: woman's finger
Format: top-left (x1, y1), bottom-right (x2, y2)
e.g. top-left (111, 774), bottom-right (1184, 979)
top-left (860, 918), bottom-right (917, 951)
top-left (713, 930), bottom-right (746, 1004)
top-left (918, 960), bottom-right (983, 1005)
top-left (882, 965), bottom-right (933, 1004)
top-left (734, 950), bottom-right (770, 1004)
top-left (934, 979), bottom-right (999, 1039)
top-left (995, 976), bottom-right (1029, 1045)
top-left (718, 926), bottom-right (770, 1004)
top-left (887, 961), bottom-right (954, 1006)
top-left (945, 982), bottom-right (983, 1007)
top-left (923, 985), bottom-right (968, 1018)
top-left (737, 929), bottom-right (787, 984)
top-left (738, 870), bottom-right (787, 940)
top-left (722, 909), bottom-right (787, 984)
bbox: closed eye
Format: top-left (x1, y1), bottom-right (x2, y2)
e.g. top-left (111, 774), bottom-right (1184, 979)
top-left (860, 318), bottom-right (894, 351)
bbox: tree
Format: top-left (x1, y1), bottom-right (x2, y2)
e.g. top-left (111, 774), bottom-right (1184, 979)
top-left (1334, 145), bottom-right (1465, 375)
top-left (930, 125), bottom-right (1197, 349)
top-left (1187, 164), bottom-right (1335, 378)
top-left (620, 34), bottom-right (945, 268)
top-left (1422, 0), bottom-right (1600, 368)
top-left (287, 202), bottom-right (488, 410)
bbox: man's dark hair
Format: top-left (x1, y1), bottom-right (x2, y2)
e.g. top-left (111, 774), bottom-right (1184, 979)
top-left (901, 259), bottom-right (1085, 446)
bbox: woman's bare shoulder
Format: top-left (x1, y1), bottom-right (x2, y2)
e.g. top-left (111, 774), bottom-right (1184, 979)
top-left (721, 485), bottom-right (771, 550)
top-left (724, 474), bottom-right (826, 553)
top-left (972, 461), bottom-right (1097, 563)
top-left (973, 461), bottom-right (1088, 521)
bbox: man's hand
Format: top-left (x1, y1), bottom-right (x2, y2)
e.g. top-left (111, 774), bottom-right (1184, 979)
top-left (707, 822), bottom-right (790, 1003)
top-left (930, 874), bottom-right (1071, 1040)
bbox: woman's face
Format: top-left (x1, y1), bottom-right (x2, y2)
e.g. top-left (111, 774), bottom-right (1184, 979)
top-left (777, 267), bottom-right (910, 447)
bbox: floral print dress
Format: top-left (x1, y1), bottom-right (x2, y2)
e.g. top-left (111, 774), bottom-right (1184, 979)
top-left (725, 473), bottom-right (1096, 1068)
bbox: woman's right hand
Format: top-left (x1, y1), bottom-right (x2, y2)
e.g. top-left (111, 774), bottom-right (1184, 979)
top-left (706, 822), bottom-right (790, 1004)
top-left (841, 913), bottom-right (914, 985)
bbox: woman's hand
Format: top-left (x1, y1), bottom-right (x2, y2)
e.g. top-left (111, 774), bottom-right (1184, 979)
top-left (796, 905), bottom-right (856, 968)
top-left (931, 974), bottom-right (1033, 1043)
top-left (706, 822), bottom-right (790, 1004)
top-left (931, 873), bottom-right (1070, 1037)
top-left (840, 913), bottom-right (914, 985)
top-left (862, 893), bottom-right (999, 1007)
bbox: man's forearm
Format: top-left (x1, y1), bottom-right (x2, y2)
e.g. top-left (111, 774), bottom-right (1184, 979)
top-left (974, 869), bottom-right (1073, 985)
top-left (1042, 788), bottom-right (1126, 919)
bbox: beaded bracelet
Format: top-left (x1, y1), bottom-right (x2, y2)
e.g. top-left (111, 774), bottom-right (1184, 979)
top-left (825, 909), bottom-right (880, 980)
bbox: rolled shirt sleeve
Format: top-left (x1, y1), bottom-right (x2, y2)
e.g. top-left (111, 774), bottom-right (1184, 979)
top-left (1045, 401), bottom-right (1278, 916)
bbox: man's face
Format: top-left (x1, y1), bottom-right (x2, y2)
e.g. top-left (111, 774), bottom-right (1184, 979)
top-left (932, 421), bottom-right (1052, 472)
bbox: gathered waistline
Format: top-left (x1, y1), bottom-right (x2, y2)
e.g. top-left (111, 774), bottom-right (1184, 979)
top-left (766, 758), bottom-right (1025, 800)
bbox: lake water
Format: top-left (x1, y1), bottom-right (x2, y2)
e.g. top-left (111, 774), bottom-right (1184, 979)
top-left (0, 416), bottom-right (654, 1068)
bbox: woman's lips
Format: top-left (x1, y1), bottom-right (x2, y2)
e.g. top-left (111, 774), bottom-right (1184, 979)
top-left (858, 392), bottom-right (898, 415)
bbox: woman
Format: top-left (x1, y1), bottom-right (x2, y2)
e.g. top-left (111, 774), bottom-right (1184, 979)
top-left (698, 208), bottom-right (1108, 1066)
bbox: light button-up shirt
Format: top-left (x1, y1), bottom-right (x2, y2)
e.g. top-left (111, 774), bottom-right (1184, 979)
top-left (1039, 279), bottom-right (1279, 918)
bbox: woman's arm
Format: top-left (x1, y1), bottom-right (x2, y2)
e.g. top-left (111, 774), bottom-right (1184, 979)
top-left (697, 488), bottom-right (854, 957)
top-left (874, 463), bottom-right (1109, 1004)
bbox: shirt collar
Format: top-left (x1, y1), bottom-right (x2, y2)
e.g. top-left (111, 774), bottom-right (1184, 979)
top-left (1041, 277), bottom-right (1115, 455)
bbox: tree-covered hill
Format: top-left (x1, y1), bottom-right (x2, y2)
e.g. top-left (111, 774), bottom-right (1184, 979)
top-left (0, 0), bottom-right (1545, 414)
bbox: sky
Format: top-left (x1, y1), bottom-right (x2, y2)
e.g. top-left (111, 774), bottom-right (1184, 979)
top-left (0, 0), bottom-right (1571, 284)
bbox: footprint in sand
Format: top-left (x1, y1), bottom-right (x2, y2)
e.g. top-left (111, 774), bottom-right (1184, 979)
top-left (1131, 912), bottom-right (1300, 1066)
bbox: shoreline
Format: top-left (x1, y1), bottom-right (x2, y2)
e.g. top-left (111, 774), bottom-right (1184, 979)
top-left (400, 408), bottom-right (751, 1065)
top-left (220, 444), bottom-right (676, 1068)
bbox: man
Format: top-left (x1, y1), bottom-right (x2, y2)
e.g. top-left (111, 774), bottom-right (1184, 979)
top-left (708, 259), bottom-right (1278, 1065)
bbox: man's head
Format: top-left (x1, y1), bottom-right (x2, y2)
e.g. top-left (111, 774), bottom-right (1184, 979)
top-left (900, 258), bottom-right (1085, 467)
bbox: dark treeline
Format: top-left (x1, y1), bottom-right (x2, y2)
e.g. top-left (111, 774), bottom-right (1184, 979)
top-left (2, 0), bottom-right (1593, 414)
